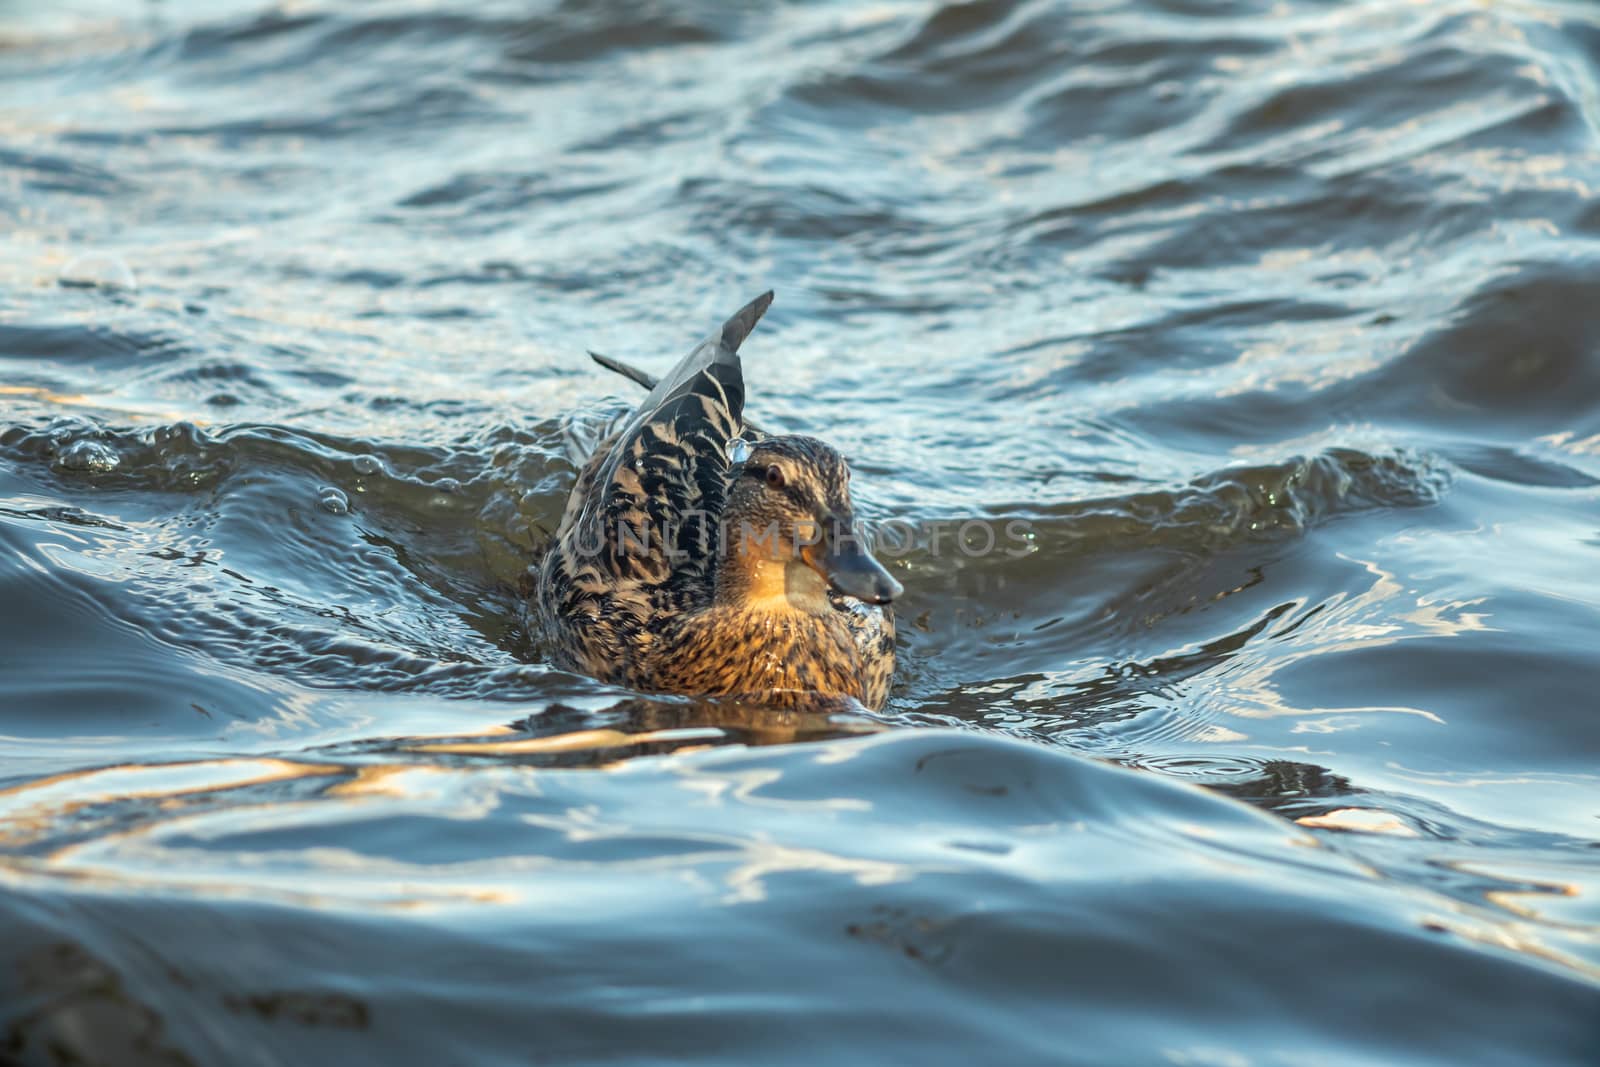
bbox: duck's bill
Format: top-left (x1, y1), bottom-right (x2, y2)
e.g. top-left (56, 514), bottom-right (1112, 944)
top-left (804, 532), bottom-right (903, 605)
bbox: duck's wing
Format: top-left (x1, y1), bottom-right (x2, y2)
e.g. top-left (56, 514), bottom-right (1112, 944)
top-left (567, 291), bottom-right (773, 596)
top-left (589, 349), bottom-right (768, 439)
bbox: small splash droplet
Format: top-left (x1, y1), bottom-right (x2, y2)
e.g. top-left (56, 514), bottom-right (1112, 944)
top-left (728, 438), bottom-right (752, 464)
top-left (58, 254), bottom-right (137, 292)
top-left (56, 438), bottom-right (121, 473)
top-left (318, 486), bottom-right (350, 514)
top-left (153, 421), bottom-right (202, 446)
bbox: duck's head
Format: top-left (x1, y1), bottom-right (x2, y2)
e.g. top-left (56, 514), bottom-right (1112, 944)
top-left (722, 435), bottom-right (903, 608)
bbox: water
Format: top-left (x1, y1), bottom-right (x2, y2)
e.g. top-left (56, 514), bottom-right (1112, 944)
top-left (3, 0), bottom-right (1599, 1062)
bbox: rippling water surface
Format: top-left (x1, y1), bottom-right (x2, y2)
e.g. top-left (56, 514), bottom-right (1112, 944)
top-left (4, 0), bottom-right (1600, 1063)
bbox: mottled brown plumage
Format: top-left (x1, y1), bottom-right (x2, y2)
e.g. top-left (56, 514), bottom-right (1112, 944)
top-left (532, 292), bottom-right (901, 709)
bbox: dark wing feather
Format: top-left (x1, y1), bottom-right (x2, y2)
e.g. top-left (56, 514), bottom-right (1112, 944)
top-left (588, 350), bottom-right (658, 391)
top-left (589, 348), bottom-right (769, 438)
top-left (569, 291), bottom-right (772, 596)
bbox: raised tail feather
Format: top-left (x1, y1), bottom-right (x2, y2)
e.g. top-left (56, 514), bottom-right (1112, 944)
top-left (589, 350), bottom-right (768, 438)
top-left (720, 290), bottom-right (774, 352)
top-left (588, 291), bottom-right (774, 435)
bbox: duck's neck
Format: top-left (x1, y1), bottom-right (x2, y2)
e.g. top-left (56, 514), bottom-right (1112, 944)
top-left (715, 556), bottom-right (832, 617)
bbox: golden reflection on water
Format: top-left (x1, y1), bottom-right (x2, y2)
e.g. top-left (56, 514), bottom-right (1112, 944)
top-left (1421, 911), bottom-right (1600, 984)
top-left (0, 731), bottom-right (1591, 991)
top-left (0, 382), bottom-right (199, 424)
top-left (0, 757), bottom-right (341, 848)
top-left (0, 702), bottom-right (898, 912)
top-left (1210, 551), bottom-right (1488, 725)
top-left (1539, 429), bottom-right (1600, 457)
top-left (411, 726), bottom-right (724, 759)
top-left (0, 753), bottom-right (518, 910)
top-left (712, 839), bottom-right (914, 906)
top-left (1294, 807), bottom-right (1420, 837)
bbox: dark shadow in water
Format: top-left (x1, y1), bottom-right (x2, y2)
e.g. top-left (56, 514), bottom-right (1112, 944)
top-left (4, 941), bottom-right (196, 1067)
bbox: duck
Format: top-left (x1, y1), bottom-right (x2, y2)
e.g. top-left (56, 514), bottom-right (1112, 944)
top-left (532, 291), bottom-right (902, 710)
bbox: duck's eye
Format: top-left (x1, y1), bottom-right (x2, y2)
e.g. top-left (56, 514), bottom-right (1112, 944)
top-left (764, 464), bottom-right (786, 489)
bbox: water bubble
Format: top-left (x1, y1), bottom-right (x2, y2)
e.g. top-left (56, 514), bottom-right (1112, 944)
top-left (434, 477), bottom-right (461, 494)
top-left (56, 438), bottom-right (121, 473)
top-left (352, 454), bottom-right (383, 476)
top-left (153, 421), bottom-right (203, 446)
top-left (728, 438), bottom-right (752, 464)
top-left (318, 486), bottom-right (350, 514)
top-left (58, 253), bottom-right (137, 292)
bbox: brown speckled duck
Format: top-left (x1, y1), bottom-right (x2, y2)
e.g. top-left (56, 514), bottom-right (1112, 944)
top-left (533, 291), bottom-right (902, 709)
